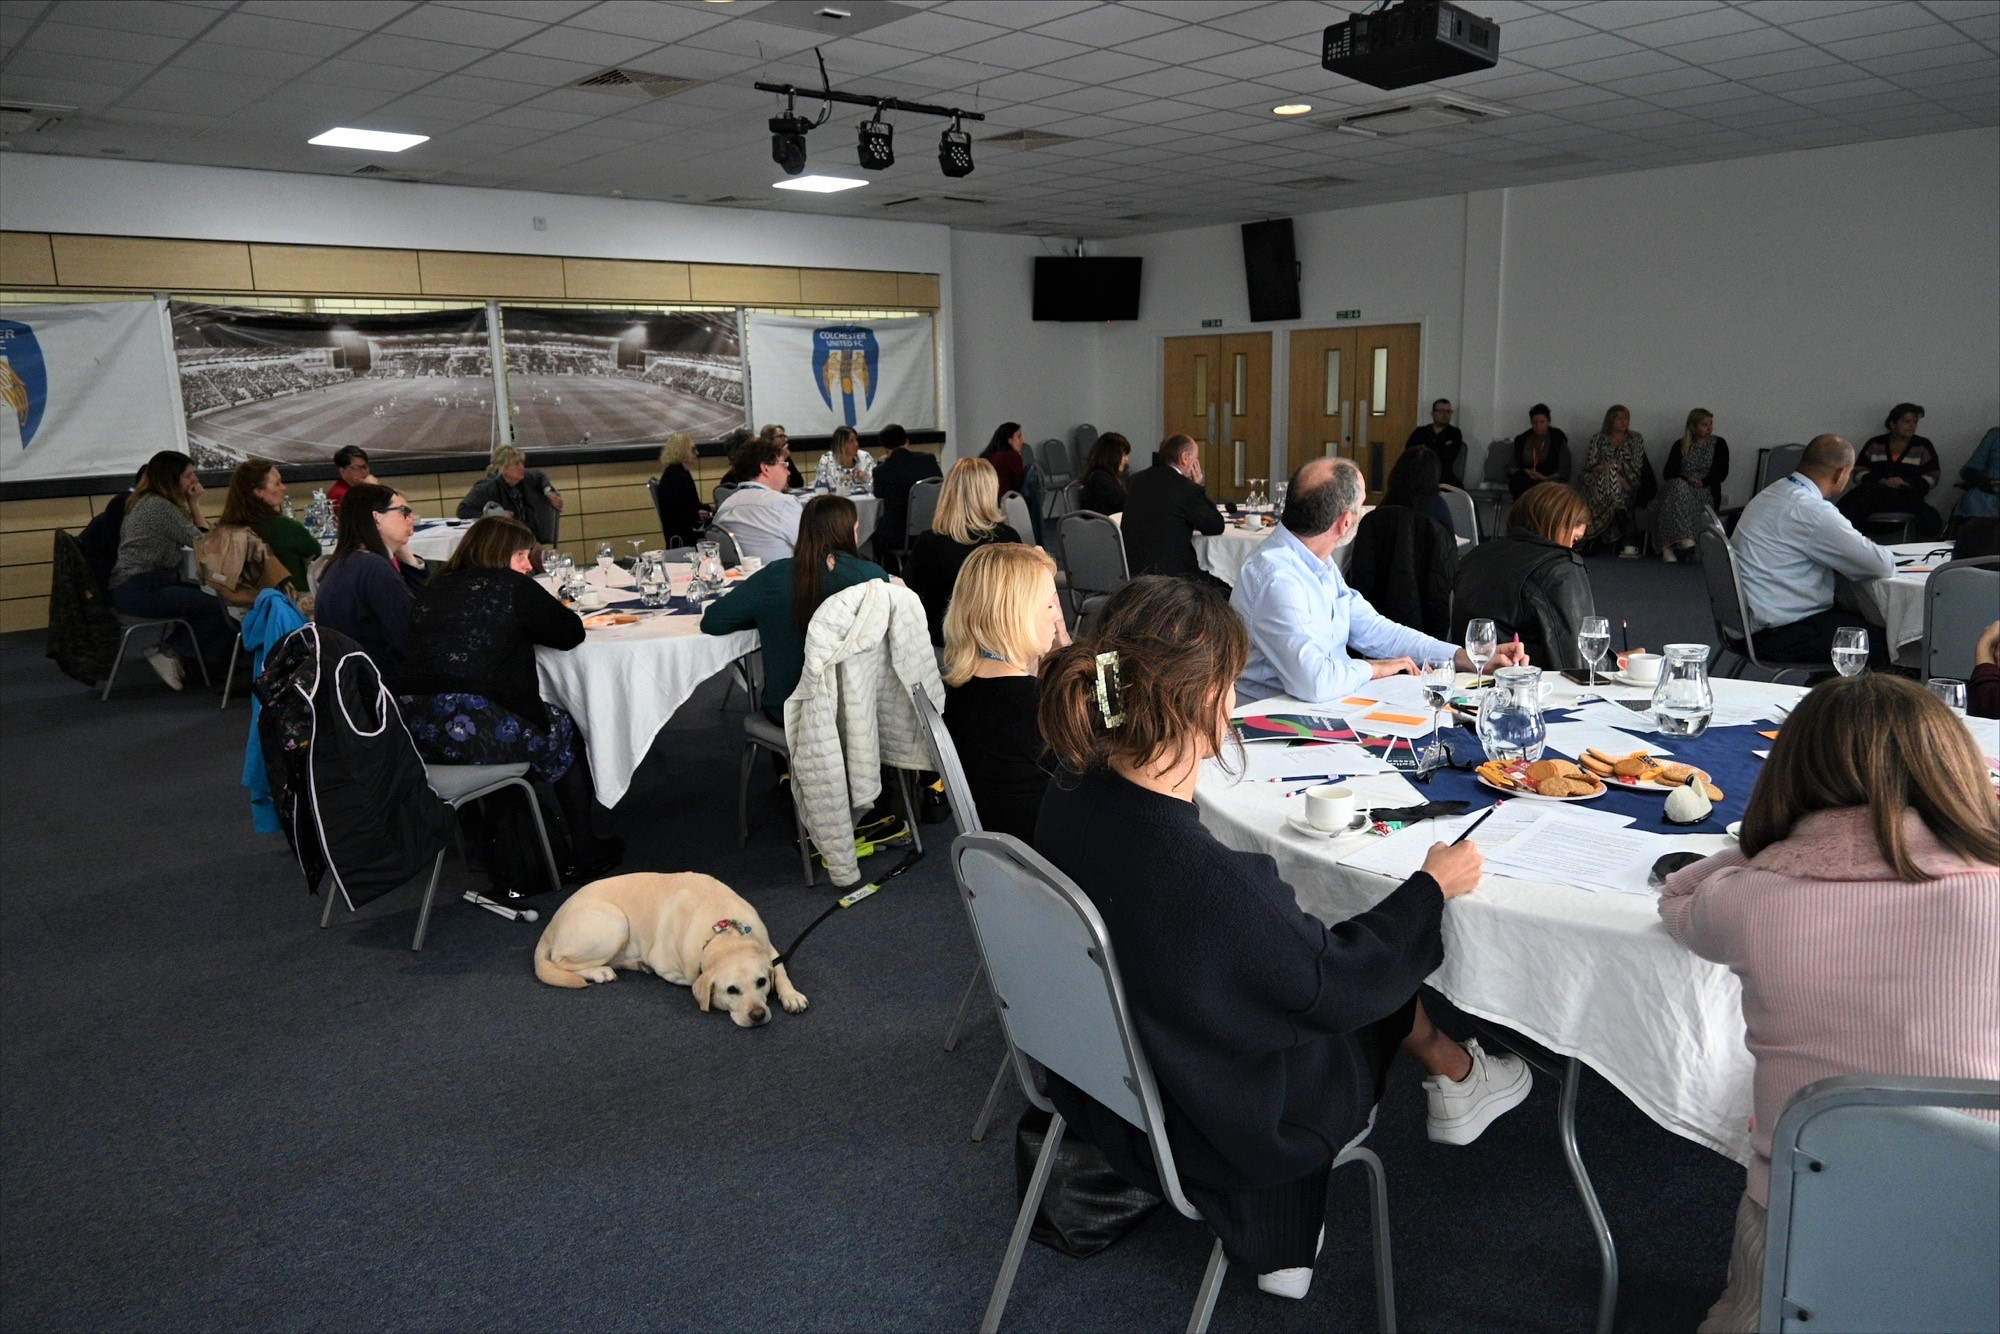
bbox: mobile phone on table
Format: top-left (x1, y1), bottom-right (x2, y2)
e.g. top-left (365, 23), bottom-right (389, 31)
top-left (1562, 670), bottom-right (1596, 685)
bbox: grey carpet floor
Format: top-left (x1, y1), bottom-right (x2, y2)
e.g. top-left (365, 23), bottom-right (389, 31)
top-left (1, 555), bottom-right (1744, 1331)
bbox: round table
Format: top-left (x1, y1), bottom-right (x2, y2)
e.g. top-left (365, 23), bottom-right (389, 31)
top-left (407, 520), bottom-right (475, 563)
top-left (1195, 518), bottom-right (1280, 585)
top-left (1849, 539), bottom-right (1956, 663)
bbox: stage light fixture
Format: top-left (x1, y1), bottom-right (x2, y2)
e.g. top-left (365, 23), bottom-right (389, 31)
top-left (770, 95), bottom-right (813, 176)
top-left (938, 113), bottom-right (973, 179)
top-left (857, 111), bottom-right (893, 170)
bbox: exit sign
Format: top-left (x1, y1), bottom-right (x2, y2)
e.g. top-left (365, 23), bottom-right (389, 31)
top-left (1200, 318), bottom-right (1223, 328)
top-left (1336, 309), bottom-right (1361, 320)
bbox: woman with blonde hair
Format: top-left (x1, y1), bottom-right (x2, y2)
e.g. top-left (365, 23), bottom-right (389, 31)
top-left (653, 431), bottom-right (707, 547)
top-left (813, 424), bottom-right (875, 492)
top-left (906, 456), bottom-right (1023, 645)
top-left (941, 543), bottom-right (1067, 843)
top-left (1660, 673), bottom-right (1999, 1333)
top-left (1453, 481), bottom-right (1597, 668)
top-left (1578, 403), bottom-right (1648, 552)
top-left (1657, 408), bottom-right (1730, 560)
top-left (1033, 576), bottom-right (1528, 1300)
top-left (456, 443), bottom-right (564, 542)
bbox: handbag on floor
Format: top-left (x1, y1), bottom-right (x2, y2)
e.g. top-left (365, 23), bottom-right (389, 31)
top-left (1013, 1106), bottom-right (1160, 1258)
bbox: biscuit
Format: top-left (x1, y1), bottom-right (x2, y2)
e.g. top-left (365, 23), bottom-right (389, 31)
top-left (1614, 755), bottom-right (1655, 778)
top-left (1704, 781), bottom-right (1724, 801)
top-left (1579, 753), bottom-right (1615, 777)
top-left (1538, 775), bottom-right (1592, 797)
top-left (1655, 763), bottom-right (1696, 785)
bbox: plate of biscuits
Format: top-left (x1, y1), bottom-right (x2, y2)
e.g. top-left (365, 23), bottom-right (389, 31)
top-left (1578, 748), bottom-right (1725, 801)
top-left (1476, 757), bottom-right (1606, 799)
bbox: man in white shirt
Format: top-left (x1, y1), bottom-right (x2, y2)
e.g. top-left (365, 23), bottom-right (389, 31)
top-left (1730, 434), bottom-right (1894, 667)
top-left (711, 437), bottom-right (803, 563)
top-left (1233, 457), bottom-right (1527, 703)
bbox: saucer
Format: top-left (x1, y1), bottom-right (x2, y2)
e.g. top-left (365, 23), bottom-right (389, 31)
top-left (1606, 670), bottom-right (1662, 689)
top-left (1725, 821), bottom-right (1742, 840)
top-left (1285, 813), bottom-right (1370, 840)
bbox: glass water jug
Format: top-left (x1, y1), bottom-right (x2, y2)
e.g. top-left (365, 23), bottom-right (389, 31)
top-left (693, 540), bottom-right (726, 594)
top-left (1477, 665), bottom-right (1547, 765)
top-left (1651, 644), bottom-right (1714, 738)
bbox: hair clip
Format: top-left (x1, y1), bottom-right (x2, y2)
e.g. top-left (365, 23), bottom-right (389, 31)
top-left (1094, 651), bottom-right (1126, 729)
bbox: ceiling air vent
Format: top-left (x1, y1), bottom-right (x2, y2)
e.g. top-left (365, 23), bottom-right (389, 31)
top-left (1279, 175), bottom-right (1357, 190)
top-left (349, 164), bottom-right (437, 181)
top-left (979, 129), bottom-right (1078, 149)
top-left (570, 68), bottom-right (700, 99)
top-left (0, 101), bottom-right (74, 134)
top-left (1312, 94), bottom-right (1506, 137)
top-left (1115, 212), bottom-right (1182, 222)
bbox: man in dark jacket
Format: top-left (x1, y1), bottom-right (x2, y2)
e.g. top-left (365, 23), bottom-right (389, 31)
top-left (1121, 433), bottom-right (1226, 583)
top-left (869, 423), bottom-right (940, 574)
top-left (457, 445), bottom-right (563, 544)
top-left (1404, 399), bottom-right (1467, 487)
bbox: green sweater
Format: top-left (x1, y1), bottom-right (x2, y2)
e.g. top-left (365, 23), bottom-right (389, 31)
top-left (701, 552), bottom-right (888, 719)
top-left (255, 513), bottom-right (322, 586)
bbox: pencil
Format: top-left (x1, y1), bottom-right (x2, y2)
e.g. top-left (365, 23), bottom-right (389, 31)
top-left (1451, 802), bottom-right (1503, 845)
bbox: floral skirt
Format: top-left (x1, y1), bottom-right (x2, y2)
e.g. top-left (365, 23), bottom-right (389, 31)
top-left (397, 692), bottom-right (579, 784)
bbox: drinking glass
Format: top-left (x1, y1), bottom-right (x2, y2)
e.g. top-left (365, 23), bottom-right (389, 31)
top-left (1831, 627), bottom-right (1869, 677)
top-left (1274, 480), bottom-right (1288, 514)
top-left (1464, 618), bottom-right (1497, 682)
top-left (595, 543), bottom-right (615, 573)
top-left (540, 547), bottom-right (560, 578)
top-left (1418, 656), bottom-right (1455, 772)
top-left (1577, 616), bottom-right (1610, 690)
top-left (627, 538), bottom-right (646, 562)
top-left (1927, 678), bottom-right (1968, 716)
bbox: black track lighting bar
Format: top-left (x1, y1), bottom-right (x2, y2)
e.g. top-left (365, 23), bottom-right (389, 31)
top-left (752, 82), bottom-right (986, 124)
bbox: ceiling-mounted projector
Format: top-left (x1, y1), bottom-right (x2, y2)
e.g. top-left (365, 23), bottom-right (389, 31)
top-left (1323, 0), bottom-right (1500, 91)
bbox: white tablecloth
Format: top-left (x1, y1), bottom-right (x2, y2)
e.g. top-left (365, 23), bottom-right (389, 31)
top-left (1196, 520), bottom-right (1280, 585)
top-left (407, 520), bottom-right (474, 563)
top-left (1849, 540), bottom-right (1954, 657)
top-left (1194, 674), bottom-right (1814, 1164)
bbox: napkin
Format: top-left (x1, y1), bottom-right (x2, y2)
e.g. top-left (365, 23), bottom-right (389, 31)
top-left (585, 564), bottom-right (636, 589)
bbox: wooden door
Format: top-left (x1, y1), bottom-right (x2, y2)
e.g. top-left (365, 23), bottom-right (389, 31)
top-left (1286, 323), bottom-right (1421, 496)
top-left (1162, 332), bottom-right (1271, 502)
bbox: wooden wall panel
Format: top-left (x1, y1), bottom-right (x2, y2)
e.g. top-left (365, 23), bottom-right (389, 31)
top-left (249, 244), bottom-right (422, 295)
top-left (418, 250), bottom-right (565, 298)
top-left (0, 496), bottom-right (93, 533)
top-left (0, 231), bottom-right (57, 287)
top-left (800, 268), bottom-right (901, 307)
top-left (690, 264), bottom-right (800, 305)
top-left (898, 272), bottom-right (941, 307)
top-left (52, 235), bottom-right (254, 290)
top-left (562, 258), bottom-right (692, 303)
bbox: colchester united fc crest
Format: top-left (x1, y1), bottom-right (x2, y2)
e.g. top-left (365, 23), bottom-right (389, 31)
top-left (0, 319), bottom-right (48, 448)
top-left (811, 325), bottom-right (879, 428)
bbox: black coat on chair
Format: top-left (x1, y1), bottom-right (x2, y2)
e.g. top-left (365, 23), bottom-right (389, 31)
top-left (1345, 505), bottom-right (1458, 641)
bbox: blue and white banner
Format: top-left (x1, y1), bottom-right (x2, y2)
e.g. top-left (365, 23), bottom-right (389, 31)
top-left (0, 299), bottom-right (184, 482)
top-left (745, 313), bottom-right (935, 434)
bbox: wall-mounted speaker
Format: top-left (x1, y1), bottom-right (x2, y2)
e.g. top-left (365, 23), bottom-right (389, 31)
top-left (1241, 218), bottom-right (1301, 323)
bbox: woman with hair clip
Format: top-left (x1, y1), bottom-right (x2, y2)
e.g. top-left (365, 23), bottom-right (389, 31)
top-left (397, 516), bottom-right (622, 880)
top-left (1033, 576), bottom-right (1531, 1301)
top-left (700, 494), bottom-right (888, 721)
top-left (906, 457), bottom-right (1023, 645)
top-left (1659, 673), bottom-right (1999, 1333)
top-left (107, 449), bottom-right (238, 689)
top-left (314, 482), bottom-right (422, 680)
top-left (941, 543), bottom-right (1068, 845)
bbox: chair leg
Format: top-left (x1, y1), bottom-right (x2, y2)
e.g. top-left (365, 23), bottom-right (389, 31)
top-left (100, 625), bottom-right (139, 702)
top-left (180, 622), bottom-right (213, 689)
top-left (981, 1111), bottom-right (1065, 1334)
top-left (1186, 1239), bottom-right (1229, 1334)
top-left (219, 633), bottom-right (242, 709)
top-left (504, 777), bottom-right (563, 898)
top-left (970, 1050), bottom-right (1010, 1142)
top-left (410, 848), bottom-right (449, 951)
top-left (944, 962), bottom-right (986, 1051)
top-left (1339, 1145), bottom-right (1397, 1334)
top-left (788, 776), bottom-right (816, 887)
top-left (736, 741), bottom-right (757, 848)
top-left (319, 884), bottom-right (341, 928)
top-left (896, 768), bottom-right (923, 856)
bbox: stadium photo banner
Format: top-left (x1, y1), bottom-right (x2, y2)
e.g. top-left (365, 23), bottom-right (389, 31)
top-left (744, 314), bottom-right (936, 434)
top-left (172, 302), bottom-right (493, 468)
top-left (0, 299), bottom-right (184, 484)
top-left (499, 307), bottom-right (744, 450)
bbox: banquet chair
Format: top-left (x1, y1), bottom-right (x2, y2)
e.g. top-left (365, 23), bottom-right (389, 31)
top-left (219, 604), bottom-right (250, 709)
top-left (707, 523), bottom-right (742, 567)
top-left (910, 686), bottom-right (1015, 1142)
top-left (1438, 484), bottom-right (1479, 545)
top-left (1760, 1074), bottom-right (2000, 1334)
top-left (1920, 556), bottom-right (2000, 681)
top-left (1056, 512), bottom-right (1127, 632)
top-left (100, 545), bottom-right (216, 702)
top-left (1756, 444), bottom-right (1806, 496)
top-left (1036, 439), bottom-right (1073, 503)
top-left (1695, 528), bottom-right (1818, 684)
top-left (905, 476), bottom-right (943, 544)
top-left (953, 832), bottom-right (1396, 1334)
top-left (1069, 423), bottom-right (1098, 480)
top-left (1001, 491), bottom-right (1033, 542)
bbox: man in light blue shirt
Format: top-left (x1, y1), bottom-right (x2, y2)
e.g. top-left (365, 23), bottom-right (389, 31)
top-left (1233, 458), bottom-right (1527, 704)
top-left (1730, 434), bottom-right (1894, 666)
top-left (711, 437), bottom-right (804, 564)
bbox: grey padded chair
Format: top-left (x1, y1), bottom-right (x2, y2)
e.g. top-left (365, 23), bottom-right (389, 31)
top-left (1920, 556), bottom-right (2000, 681)
top-left (1037, 438), bottom-right (1072, 496)
top-left (1000, 490), bottom-right (1033, 544)
top-left (1438, 483), bottom-right (1479, 545)
top-left (319, 760), bottom-right (560, 951)
top-left (1761, 1074), bottom-right (2000, 1334)
top-left (219, 604), bottom-right (249, 709)
top-left (712, 480), bottom-right (740, 508)
top-left (102, 611), bottom-right (216, 701)
top-left (911, 687), bottom-right (1014, 1143)
top-left (1056, 511), bottom-right (1127, 631)
top-left (1756, 443), bottom-right (1807, 496)
top-left (1696, 526), bottom-right (1819, 683)
top-left (954, 832), bottom-right (1396, 1334)
top-left (905, 475), bottom-right (943, 545)
top-left (1069, 423), bottom-right (1097, 481)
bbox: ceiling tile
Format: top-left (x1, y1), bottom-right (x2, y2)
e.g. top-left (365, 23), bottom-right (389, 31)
top-left (1822, 21), bottom-right (1966, 61)
top-left (497, 25), bottom-right (660, 67)
top-left (1568, 1), bottom-right (1728, 32)
top-left (1033, 84), bottom-right (1157, 115)
top-left (865, 8), bottom-right (1008, 54)
top-left (438, 0), bottom-right (598, 18)
top-left (1782, 4), bottom-right (1943, 43)
top-left (181, 9), bottom-right (365, 56)
top-left (381, 4), bottom-right (546, 48)
top-left (1101, 64), bottom-right (1235, 97)
top-left (1707, 45), bottom-right (1844, 79)
top-left (1023, 3), bottom-right (1181, 47)
top-left (1113, 24), bottom-right (1260, 64)
top-left (45, 1), bottom-right (221, 38)
top-left (235, 0), bottom-right (416, 31)
top-left (1188, 41), bottom-right (1318, 79)
top-left (170, 40), bottom-right (326, 81)
top-left (22, 19), bottom-right (193, 63)
top-left (1497, 10), bottom-right (1599, 48)
top-left (1202, 1), bottom-right (1350, 43)
top-left (456, 49), bottom-right (600, 87)
top-left (295, 56), bottom-right (446, 93)
top-left (564, 1), bottom-right (732, 44)
top-left (1617, 5), bottom-right (1770, 47)
top-left (1669, 26), bottom-right (1811, 64)
top-left (935, 0), bottom-right (1095, 26)
top-left (1780, 74), bottom-right (1904, 103)
top-left (1511, 30), bottom-right (1647, 69)
top-left (478, 103), bottom-right (597, 131)
top-left (338, 31), bottom-right (491, 72)
top-left (1035, 47), bottom-right (1164, 84)
top-left (1610, 65), bottom-right (1728, 98)
top-left (0, 47), bottom-right (155, 86)
top-left (1746, 63), bottom-right (1879, 94)
top-left (1123, 0), bottom-right (1274, 19)
top-left (949, 30), bottom-right (1093, 68)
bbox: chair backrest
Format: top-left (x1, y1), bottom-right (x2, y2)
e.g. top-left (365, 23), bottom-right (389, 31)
top-left (1001, 490), bottom-right (1033, 542)
top-left (1481, 439), bottom-right (1513, 486)
top-left (1762, 1074), bottom-right (2000, 1333)
top-left (1923, 556), bottom-right (2000, 680)
top-left (1758, 444), bottom-right (1806, 495)
top-left (951, 831), bottom-right (1202, 1222)
top-left (1438, 483), bottom-right (1478, 544)
top-left (1057, 512), bottom-right (1128, 598)
top-left (707, 523), bottom-right (742, 568)
top-left (1070, 424), bottom-right (1097, 479)
top-left (1037, 438), bottom-right (1072, 484)
top-left (906, 476), bottom-right (943, 540)
top-left (1696, 526), bottom-right (1752, 654)
top-left (911, 685), bottom-right (980, 834)
top-left (713, 480), bottom-right (739, 508)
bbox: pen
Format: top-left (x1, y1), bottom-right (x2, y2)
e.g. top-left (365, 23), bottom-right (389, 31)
top-left (1264, 773), bottom-right (1339, 783)
top-left (1451, 802), bottom-right (1502, 845)
top-left (1621, 619), bottom-right (1630, 652)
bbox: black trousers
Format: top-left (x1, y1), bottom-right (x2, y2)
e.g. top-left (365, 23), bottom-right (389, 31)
top-left (1751, 606), bottom-right (1890, 669)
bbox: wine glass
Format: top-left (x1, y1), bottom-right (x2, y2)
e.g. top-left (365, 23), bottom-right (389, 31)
top-left (1464, 618), bottom-right (1497, 684)
top-left (1831, 627), bottom-right (1869, 677)
top-left (1927, 678), bottom-right (1968, 716)
top-left (627, 538), bottom-right (646, 564)
top-left (1419, 656), bottom-right (1456, 772)
top-left (595, 542), bottom-right (615, 573)
top-left (540, 547), bottom-right (560, 578)
top-left (1577, 616), bottom-right (1610, 691)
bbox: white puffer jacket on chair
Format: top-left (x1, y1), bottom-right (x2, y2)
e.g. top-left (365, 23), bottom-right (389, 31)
top-left (784, 580), bottom-right (943, 886)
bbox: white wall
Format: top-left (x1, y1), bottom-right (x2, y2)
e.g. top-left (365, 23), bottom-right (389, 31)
top-left (947, 231), bottom-right (1102, 461)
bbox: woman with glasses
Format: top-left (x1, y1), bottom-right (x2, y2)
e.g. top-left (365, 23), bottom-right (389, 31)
top-left (315, 483), bottom-right (422, 680)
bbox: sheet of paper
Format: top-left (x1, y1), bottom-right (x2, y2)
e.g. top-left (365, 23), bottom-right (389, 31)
top-left (1754, 749), bottom-right (1769, 759)
top-left (1351, 710), bottom-right (1438, 739)
top-left (1482, 815), bottom-right (1675, 895)
top-left (1226, 742), bottom-right (1396, 783)
top-left (1561, 698), bottom-right (1662, 730)
top-left (1335, 799), bottom-right (1638, 884)
top-left (1541, 722), bottom-right (1673, 760)
top-left (1353, 673), bottom-right (1434, 710)
top-left (1960, 714), bottom-right (2000, 760)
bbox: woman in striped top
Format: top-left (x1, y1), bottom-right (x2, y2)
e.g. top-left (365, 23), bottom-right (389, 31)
top-left (1659, 673), bottom-right (2000, 1333)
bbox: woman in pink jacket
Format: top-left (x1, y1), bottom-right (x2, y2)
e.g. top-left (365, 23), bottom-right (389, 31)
top-left (1659, 672), bottom-right (2000, 1333)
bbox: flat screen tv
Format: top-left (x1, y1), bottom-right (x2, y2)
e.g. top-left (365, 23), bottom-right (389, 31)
top-left (1032, 257), bottom-right (1142, 321)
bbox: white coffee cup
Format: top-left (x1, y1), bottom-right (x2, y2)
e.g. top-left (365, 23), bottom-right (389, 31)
top-left (1623, 652), bottom-right (1663, 683)
top-left (1241, 513), bottom-right (1265, 531)
top-left (575, 590), bottom-right (606, 610)
top-left (740, 556), bottom-right (763, 574)
top-left (1304, 784), bottom-right (1362, 833)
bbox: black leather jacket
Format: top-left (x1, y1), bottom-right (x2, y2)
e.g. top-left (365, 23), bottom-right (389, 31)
top-left (1452, 533), bottom-right (1596, 670)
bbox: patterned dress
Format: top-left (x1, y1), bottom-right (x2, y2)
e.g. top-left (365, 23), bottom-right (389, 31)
top-left (1579, 431), bottom-right (1646, 542)
top-left (1656, 436), bottom-right (1718, 547)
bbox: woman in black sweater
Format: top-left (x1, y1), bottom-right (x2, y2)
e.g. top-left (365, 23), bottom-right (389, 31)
top-left (654, 431), bottom-right (708, 548)
top-left (940, 543), bottom-right (1068, 844)
top-left (1078, 431), bottom-right (1131, 515)
top-left (1033, 576), bottom-right (1529, 1297)
top-left (906, 457), bottom-right (1021, 644)
top-left (396, 517), bottom-right (622, 878)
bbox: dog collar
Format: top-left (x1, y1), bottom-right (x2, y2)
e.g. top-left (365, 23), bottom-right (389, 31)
top-left (712, 918), bottom-right (755, 938)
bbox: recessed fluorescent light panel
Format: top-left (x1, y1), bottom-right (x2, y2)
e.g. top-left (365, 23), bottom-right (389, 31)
top-left (1272, 103), bottom-right (1313, 116)
top-left (772, 175), bottom-right (868, 193)
top-left (309, 127), bottom-right (429, 152)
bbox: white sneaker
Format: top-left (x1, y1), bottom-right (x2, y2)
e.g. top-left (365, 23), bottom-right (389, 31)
top-left (1424, 1038), bottom-right (1532, 1145)
top-left (1257, 1226), bottom-right (1324, 1300)
top-left (1617, 545), bottom-right (1640, 559)
top-left (142, 647), bottom-right (185, 692)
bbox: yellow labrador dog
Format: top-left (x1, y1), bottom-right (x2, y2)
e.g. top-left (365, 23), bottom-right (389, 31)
top-left (533, 872), bottom-right (808, 1027)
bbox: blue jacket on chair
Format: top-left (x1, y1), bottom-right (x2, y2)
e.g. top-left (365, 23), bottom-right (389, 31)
top-left (241, 589), bottom-right (308, 833)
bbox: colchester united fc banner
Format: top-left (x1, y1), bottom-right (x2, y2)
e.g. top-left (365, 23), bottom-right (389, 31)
top-left (744, 313), bottom-right (935, 434)
top-left (0, 299), bottom-right (184, 483)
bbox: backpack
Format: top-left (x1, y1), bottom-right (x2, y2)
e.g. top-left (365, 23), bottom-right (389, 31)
top-left (45, 529), bottom-right (122, 687)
